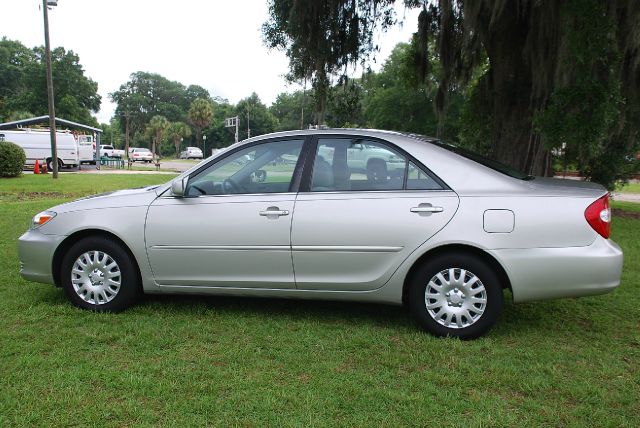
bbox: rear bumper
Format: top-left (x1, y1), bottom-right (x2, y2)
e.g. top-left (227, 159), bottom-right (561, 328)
top-left (490, 237), bottom-right (623, 303)
top-left (18, 229), bottom-right (66, 286)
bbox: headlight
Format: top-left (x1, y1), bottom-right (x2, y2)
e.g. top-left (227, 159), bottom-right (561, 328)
top-left (31, 211), bottom-right (57, 229)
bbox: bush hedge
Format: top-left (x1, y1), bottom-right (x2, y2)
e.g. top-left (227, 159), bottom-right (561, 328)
top-left (0, 141), bottom-right (26, 177)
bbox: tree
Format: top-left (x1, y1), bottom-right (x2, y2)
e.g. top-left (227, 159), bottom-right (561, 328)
top-left (101, 117), bottom-right (124, 149)
top-left (0, 38), bottom-right (100, 124)
top-left (235, 93), bottom-right (277, 140)
top-left (263, 0), bottom-right (396, 125)
top-left (264, 1), bottom-right (640, 188)
top-left (110, 72), bottom-right (192, 149)
top-left (326, 79), bottom-right (364, 128)
top-left (168, 122), bottom-right (191, 158)
top-left (206, 98), bottom-right (237, 148)
top-left (270, 89), bottom-right (315, 131)
top-left (188, 98), bottom-right (214, 151)
top-left (411, 0), bottom-right (640, 185)
top-left (185, 85), bottom-right (211, 107)
top-left (146, 115), bottom-right (170, 159)
top-left (361, 41), bottom-right (463, 140)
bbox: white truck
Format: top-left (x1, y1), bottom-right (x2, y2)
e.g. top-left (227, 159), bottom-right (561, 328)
top-left (99, 145), bottom-right (125, 158)
top-left (0, 129), bottom-right (79, 170)
top-left (77, 134), bottom-right (97, 164)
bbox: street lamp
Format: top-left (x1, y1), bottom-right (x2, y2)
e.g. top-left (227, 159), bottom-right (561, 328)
top-left (42, 0), bottom-right (58, 178)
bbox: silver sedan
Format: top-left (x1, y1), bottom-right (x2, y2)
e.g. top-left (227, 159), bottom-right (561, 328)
top-left (18, 129), bottom-right (623, 338)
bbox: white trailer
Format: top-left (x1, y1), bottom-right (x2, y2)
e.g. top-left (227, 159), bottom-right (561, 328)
top-left (0, 129), bottom-right (79, 170)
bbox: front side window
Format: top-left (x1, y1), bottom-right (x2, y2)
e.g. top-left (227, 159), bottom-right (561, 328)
top-left (311, 138), bottom-right (444, 192)
top-left (185, 139), bottom-right (303, 196)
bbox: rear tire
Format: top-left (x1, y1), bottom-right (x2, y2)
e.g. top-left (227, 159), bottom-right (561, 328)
top-left (47, 158), bottom-right (63, 171)
top-left (61, 237), bottom-right (141, 312)
top-left (407, 253), bottom-right (503, 339)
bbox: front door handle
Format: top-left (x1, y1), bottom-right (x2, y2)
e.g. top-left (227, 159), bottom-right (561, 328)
top-left (259, 207), bottom-right (289, 217)
top-left (410, 204), bottom-right (443, 216)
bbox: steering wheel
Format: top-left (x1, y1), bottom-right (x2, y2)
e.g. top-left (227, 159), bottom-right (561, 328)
top-left (223, 178), bottom-right (240, 194)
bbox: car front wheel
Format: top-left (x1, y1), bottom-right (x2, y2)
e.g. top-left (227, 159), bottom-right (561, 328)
top-left (61, 237), bottom-right (141, 312)
top-left (407, 253), bottom-right (503, 339)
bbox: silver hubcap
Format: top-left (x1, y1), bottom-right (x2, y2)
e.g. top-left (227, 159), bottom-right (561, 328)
top-left (425, 268), bottom-right (487, 329)
top-left (71, 251), bottom-right (121, 305)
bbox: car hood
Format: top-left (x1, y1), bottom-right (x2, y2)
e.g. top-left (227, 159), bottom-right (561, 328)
top-left (51, 185), bottom-right (161, 213)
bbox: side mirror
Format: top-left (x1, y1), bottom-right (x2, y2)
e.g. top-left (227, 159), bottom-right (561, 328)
top-left (171, 176), bottom-right (189, 197)
top-left (250, 169), bottom-right (267, 183)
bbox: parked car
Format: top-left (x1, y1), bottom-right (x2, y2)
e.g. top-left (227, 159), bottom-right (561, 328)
top-left (180, 147), bottom-right (203, 159)
top-left (129, 147), bottom-right (153, 163)
top-left (18, 129), bottom-right (623, 339)
top-left (99, 145), bottom-right (125, 158)
top-left (0, 129), bottom-right (79, 170)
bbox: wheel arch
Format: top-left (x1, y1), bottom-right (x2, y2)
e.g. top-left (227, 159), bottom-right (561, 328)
top-left (52, 229), bottom-right (142, 288)
top-left (402, 243), bottom-right (512, 306)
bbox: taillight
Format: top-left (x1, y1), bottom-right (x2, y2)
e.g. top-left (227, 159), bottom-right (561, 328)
top-left (585, 194), bottom-right (611, 239)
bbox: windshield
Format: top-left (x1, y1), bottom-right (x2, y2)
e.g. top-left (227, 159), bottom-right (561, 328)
top-left (431, 140), bottom-right (532, 180)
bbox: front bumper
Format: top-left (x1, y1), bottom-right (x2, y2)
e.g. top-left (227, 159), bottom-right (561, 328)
top-left (491, 237), bottom-right (623, 303)
top-left (18, 229), bottom-right (66, 286)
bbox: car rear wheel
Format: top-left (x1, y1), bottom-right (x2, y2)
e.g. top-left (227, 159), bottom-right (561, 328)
top-left (61, 237), bottom-right (141, 312)
top-left (407, 254), bottom-right (503, 339)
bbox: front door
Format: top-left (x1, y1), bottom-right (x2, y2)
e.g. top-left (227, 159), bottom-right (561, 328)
top-left (145, 138), bottom-right (305, 288)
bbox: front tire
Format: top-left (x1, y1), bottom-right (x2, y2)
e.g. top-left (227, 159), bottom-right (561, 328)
top-left (61, 237), bottom-right (141, 312)
top-left (407, 253), bottom-right (503, 339)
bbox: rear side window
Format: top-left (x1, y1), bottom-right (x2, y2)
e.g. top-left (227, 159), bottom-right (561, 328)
top-left (406, 161), bottom-right (442, 190)
top-left (310, 138), bottom-right (444, 192)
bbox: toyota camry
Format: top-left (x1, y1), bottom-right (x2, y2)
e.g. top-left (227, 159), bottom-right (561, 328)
top-left (18, 129), bottom-right (623, 338)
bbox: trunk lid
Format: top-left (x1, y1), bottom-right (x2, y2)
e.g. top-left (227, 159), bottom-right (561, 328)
top-left (523, 177), bottom-right (607, 197)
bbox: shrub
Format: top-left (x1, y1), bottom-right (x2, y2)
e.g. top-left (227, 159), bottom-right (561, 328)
top-left (0, 141), bottom-right (26, 177)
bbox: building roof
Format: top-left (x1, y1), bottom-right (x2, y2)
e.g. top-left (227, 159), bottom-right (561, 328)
top-left (0, 115), bottom-right (102, 133)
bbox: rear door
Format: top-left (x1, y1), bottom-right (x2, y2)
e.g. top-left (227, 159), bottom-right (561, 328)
top-left (291, 136), bottom-right (459, 291)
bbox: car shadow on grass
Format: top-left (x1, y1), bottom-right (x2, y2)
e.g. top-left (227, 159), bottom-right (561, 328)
top-left (139, 293), bottom-right (417, 330)
top-left (35, 285), bottom-right (597, 338)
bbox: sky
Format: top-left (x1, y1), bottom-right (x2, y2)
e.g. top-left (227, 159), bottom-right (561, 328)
top-left (0, 0), bottom-right (420, 124)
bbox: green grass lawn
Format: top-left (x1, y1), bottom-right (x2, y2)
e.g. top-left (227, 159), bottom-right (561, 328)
top-left (1, 174), bottom-right (638, 426)
top-left (618, 182), bottom-right (640, 193)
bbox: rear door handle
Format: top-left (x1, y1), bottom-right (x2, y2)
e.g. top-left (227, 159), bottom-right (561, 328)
top-left (410, 204), bottom-right (443, 215)
top-left (259, 207), bottom-right (289, 217)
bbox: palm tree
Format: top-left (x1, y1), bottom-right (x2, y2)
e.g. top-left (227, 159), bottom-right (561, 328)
top-left (188, 98), bottom-right (214, 151)
top-left (146, 115), bottom-right (170, 159)
top-left (168, 122), bottom-right (192, 158)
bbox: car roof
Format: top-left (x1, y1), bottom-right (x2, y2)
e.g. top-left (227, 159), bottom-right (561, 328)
top-left (159, 128), bottom-right (532, 197)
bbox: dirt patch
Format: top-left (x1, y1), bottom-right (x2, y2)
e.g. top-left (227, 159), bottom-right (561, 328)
top-left (0, 191), bottom-right (80, 202)
top-left (612, 208), bottom-right (640, 219)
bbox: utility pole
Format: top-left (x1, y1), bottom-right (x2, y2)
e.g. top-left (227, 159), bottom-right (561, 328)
top-left (247, 109), bottom-right (251, 139)
top-left (124, 111), bottom-right (130, 159)
top-left (42, 0), bottom-right (58, 178)
top-left (301, 77), bottom-right (306, 130)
